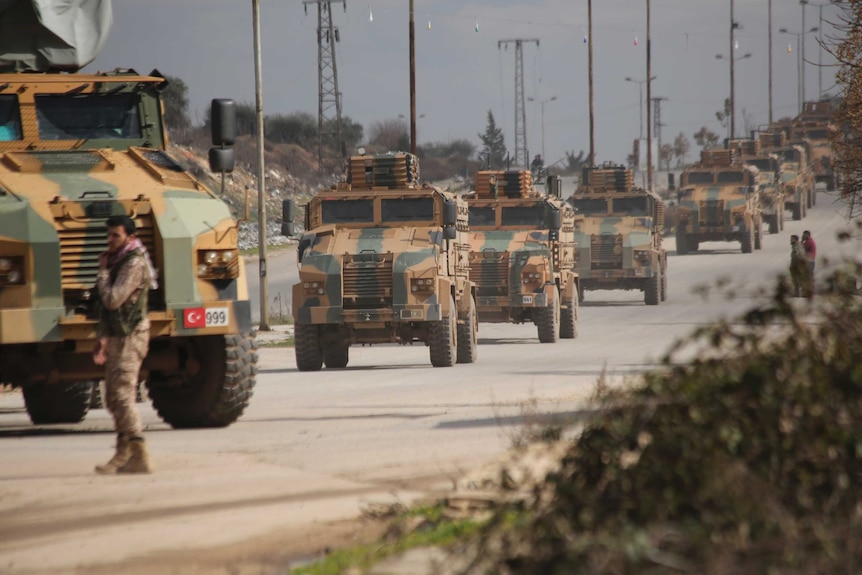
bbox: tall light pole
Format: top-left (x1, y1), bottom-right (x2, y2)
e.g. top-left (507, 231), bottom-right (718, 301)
top-left (780, 25), bottom-right (819, 113)
top-left (804, 0), bottom-right (843, 99)
top-left (646, 0), bottom-right (653, 193)
top-left (528, 96), bottom-right (557, 162)
top-left (768, 0), bottom-right (773, 124)
top-left (409, 0), bottom-right (416, 155)
top-left (625, 76), bottom-right (655, 140)
top-left (588, 0), bottom-right (595, 166)
top-left (252, 0), bottom-right (269, 331)
top-left (729, 0), bottom-right (739, 142)
top-left (715, 52), bottom-right (752, 139)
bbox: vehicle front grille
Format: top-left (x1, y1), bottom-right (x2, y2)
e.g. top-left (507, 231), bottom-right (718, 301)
top-left (56, 213), bottom-right (163, 310)
top-left (699, 199), bottom-right (725, 226)
top-left (342, 252), bottom-right (394, 309)
top-left (590, 234), bottom-right (622, 270)
top-left (470, 252), bottom-right (510, 297)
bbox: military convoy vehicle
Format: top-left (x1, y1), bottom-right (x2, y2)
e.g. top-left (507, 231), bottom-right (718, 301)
top-left (675, 149), bottom-right (762, 255)
top-left (283, 152), bottom-right (477, 370)
top-left (569, 165), bottom-right (667, 305)
top-left (759, 132), bottom-right (813, 221)
top-left (775, 99), bottom-right (837, 192)
top-left (0, 3), bottom-right (258, 428)
top-left (728, 139), bottom-right (785, 234)
top-left (465, 170), bottom-right (579, 342)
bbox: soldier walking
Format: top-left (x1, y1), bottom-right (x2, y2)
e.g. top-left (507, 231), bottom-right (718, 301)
top-left (92, 215), bottom-right (157, 474)
top-left (802, 230), bottom-right (816, 299)
top-left (789, 234), bottom-right (807, 297)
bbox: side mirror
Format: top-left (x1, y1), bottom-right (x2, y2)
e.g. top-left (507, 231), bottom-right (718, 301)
top-left (442, 200), bottom-right (457, 227)
top-left (208, 147), bottom-right (235, 173)
top-left (546, 207), bottom-right (562, 231)
top-left (211, 99), bottom-right (236, 146)
top-left (282, 198), bottom-right (296, 237)
top-left (546, 175), bottom-right (562, 197)
top-left (668, 172), bottom-right (676, 191)
top-left (443, 226), bottom-right (457, 240)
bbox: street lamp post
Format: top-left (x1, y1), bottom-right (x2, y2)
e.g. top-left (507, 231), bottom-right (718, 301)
top-left (803, 0), bottom-right (843, 99)
top-left (527, 96), bottom-right (557, 162)
top-left (625, 76), bottom-right (656, 141)
top-left (715, 52), bottom-right (752, 139)
top-left (780, 25), bottom-right (819, 113)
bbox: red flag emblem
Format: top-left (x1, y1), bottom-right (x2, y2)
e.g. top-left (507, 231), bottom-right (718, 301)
top-left (183, 307), bottom-right (206, 329)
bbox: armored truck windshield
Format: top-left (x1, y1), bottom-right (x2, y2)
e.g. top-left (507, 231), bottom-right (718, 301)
top-left (571, 198), bottom-right (608, 216)
top-left (381, 197), bottom-right (434, 222)
top-left (321, 199), bottom-right (374, 223)
top-left (716, 171), bottom-right (745, 184)
top-left (612, 197), bottom-right (649, 216)
top-left (36, 93), bottom-right (141, 140)
top-left (0, 95), bottom-right (22, 140)
top-left (501, 205), bottom-right (548, 227)
top-left (468, 206), bottom-right (496, 227)
top-left (685, 172), bottom-right (714, 185)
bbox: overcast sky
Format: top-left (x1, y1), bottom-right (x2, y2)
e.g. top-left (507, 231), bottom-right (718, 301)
top-left (86, 0), bottom-right (845, 168)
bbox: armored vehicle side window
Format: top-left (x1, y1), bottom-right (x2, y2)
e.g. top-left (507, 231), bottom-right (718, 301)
top-left (381, 198), bottom-right (435, 222)
top-left (0, 95), bottom-right (22, 141)
top-left (321, 199), bottom-right (374, 223)
top-left (807, 129), bottom-right (828, 139)
top-left (35, 94), bottom-right (141, 140)
top-left (501, 205), bottom-right (546, 227)
top-left (612, 197), bottom-right (649, 216)
top-left (571, 198), bottom-right (608, 216)
top-left (747, 159), bottom-right (776, 172)
top-left (469, 207), bottom-right (496, 227)
top-left (685, 172), bottom-right (713, 185)
top-left (716, 172), bottom-right (744, 184)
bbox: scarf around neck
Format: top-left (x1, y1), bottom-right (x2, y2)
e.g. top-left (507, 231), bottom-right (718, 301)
top-left (105, 237), bottom-right (159, 290)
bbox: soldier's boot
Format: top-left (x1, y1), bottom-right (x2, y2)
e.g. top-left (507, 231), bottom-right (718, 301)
top-left (117, 436), bottom-right (153, 474)
top-left (95, 433), bottom-right (132, 475)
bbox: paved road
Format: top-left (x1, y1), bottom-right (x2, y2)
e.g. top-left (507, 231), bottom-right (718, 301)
top-left (0, 192), bottom-right (854, 575)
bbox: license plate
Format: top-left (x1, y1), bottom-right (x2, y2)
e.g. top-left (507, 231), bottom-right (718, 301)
top-left (205, 307), bottom-right (230, 327)
top-left (522, 295), bottom-right (533, 304)
top-left (183, 307), bottom-right (230, 328)
top-left (732, 225), bottom-right (740, 231)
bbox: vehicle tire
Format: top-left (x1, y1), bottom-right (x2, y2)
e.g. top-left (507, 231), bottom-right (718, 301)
top-left (294, 324), bottom-right (323, 372)
top-left (429, 295), bottom-right (457, 367)
top-left (23, 381), bottom-right (92, 424)
top-left (559, 288), bottom-right (578, 339)
top-left (754, 223), bottom-right (763, 250)
top-left (792, 203), bottom-right (802, 221)
top-left (691, 240), bottom-right (700, 252)
top-left (456, 295), bottom-right (478, 364)
top-left (578, 282), bottom-right (585, 303)
top-left (802, 200), bottom-right (807, 218)
top-left (768, 213), bottom-right (779, 234)
top-left (779, 209), bottom-right (785, 231)
top-left (741, 226), bottom-right (754, 254)
top-left (323, 344), bottom-right (349, 369)
top-left (645, 271), bottom-right (660, 306)
top-left (660, 267), bottom-right (668, 302)
top-left (676, 232), bottom-right (689, 255)
top-left (89, 380), bottom-right (103, 409)
top-left (537, 288), bottom-right (560, 343)
top-left (148, 333), bottom-right (258, 428)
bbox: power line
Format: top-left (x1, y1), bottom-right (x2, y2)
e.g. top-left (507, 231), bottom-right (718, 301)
top-left (498, 38), bottom-right (539, 169)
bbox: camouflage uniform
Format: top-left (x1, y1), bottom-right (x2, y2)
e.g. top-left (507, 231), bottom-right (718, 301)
top-left (97, 251), bottom-right (151, 437)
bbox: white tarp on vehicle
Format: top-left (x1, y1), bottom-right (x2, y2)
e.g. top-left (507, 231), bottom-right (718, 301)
top-left (0, 0), bottom-right (111, 72)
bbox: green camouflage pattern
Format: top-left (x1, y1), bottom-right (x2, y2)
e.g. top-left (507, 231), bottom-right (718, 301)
top-left (675, 159), bottom-right (762, 255)
top-left (292, 177), bottom-right (475, 365)
top-left (0, 70), bottom-right (253, 385)
top-left (466, 195), bottom-right (578, 329)
top-left (569, 166), bottom-right (667, 305)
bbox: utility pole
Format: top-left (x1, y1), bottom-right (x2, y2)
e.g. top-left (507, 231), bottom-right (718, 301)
top-left (768, 0), bottom-right (773, 124)
top-left (588, 0), bottom-right (595, 166)
top-left (652, 96), bottom-right (668, 158)
top-left (646, 0), bottom-right (653, 193)
top-left (304, 0), bottom-right (346, 172)
top-left (801, 0), bottom-right (807, 106)
top-left (409, 0), bottom-right (416, 155)
top-left (498, 38), bottom-right (540, 169)
top-left (730, 0), bottom-right (736, 140)
top-left (252, 0), bottom-right (269, 331)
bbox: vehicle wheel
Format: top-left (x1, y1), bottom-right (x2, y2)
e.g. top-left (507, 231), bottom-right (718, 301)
top-left (676, 232), bottom-right (689, 255)
top-left (779, 209), bottom-right (785, 231)
top-left (691, 240), bottom-right (700, 252)
top-left (23, 381), bottom-right (92, 424)
top-left (741, 226), bottom-right (754, 254)
top-left (802, 200), bottom-right (807, 218)
top-left (323, 344), bottom-right (349, 369)
top-left (660, 267), bottom-right (668, 302)
top-left (754, 223), bottom-right (763, 250)
top-left (578, 282), bottom-right (585, 303)
top-left (559, 288), bottom-right (578, 339)
top-left (294, 324), bottom-right (323, 372)
top-left (537, 288), bottom-right (560, 343)
top-left (89, 380), bottom-right (103, 409)
top-left (429, 295), bottom-right (457, 367)
top-left (148, 333), bottom-right (258, 428)
top-left (768, 213), bottom-right (778, 234)
top-left (792, 203), bottom-right (802, 221)
top-left (456, 295), bottom-right (478, 364)
top-left (645, 272), bottom-right (660, 306)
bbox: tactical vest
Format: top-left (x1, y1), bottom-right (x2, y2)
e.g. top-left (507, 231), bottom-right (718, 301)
top-left (101, 250), bottom-right (150, 337)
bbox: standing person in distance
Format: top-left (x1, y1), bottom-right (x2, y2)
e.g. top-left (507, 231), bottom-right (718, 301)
top-left (801, 230), bottom-right (816, 299)
top-left (789, 234), bottom-right (807, 297)
top-left (92, 214), bottom-right (158, 474)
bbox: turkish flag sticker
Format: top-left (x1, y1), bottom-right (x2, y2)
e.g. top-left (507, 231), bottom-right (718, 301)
top-left (183, 307), bottom-right (206, 329)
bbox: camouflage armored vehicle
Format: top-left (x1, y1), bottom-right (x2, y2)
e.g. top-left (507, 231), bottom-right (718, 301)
top-left (774, 99), bottom-right (837, 193)
top-left (759, 131), bottom-right (813, 221)
top-left (283, 152), bottom-right (477, 370)
top-left (465, 170), bottom-right (579, 342)
top-left (728, 139), bottom-right (785, 234)
top-left (675, 149), bottom-right (762, 255)
top-left (569, 165), bottom-right (667, 305)
top-left (0, 4), bottom-right (257, 427)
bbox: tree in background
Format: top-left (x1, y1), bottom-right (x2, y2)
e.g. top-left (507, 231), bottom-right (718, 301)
top-left (564, 150), bottom-right (588, 174)
top-left (478, 110), bottom-right (507, 168)
top-left (673, 132), bottom-right (690, 168)
top-left (368, 118), bottom-right (409, 152)
top-left (830, 1), bottom-right (861, 215)
top-left (162, 75), bottom-right (191, 140)
top-left (659, 144), bottom-right (674, 171)
top-left (715, 98), bottom-right (731, 141)
top-left (693, 127), bottom-right (719, 151)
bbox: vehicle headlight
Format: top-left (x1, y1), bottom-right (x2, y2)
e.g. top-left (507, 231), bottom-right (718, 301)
top-left (197, 249), bottom-right (239, 279)
top-left (410, 277), bottom-right (436, 293)
top-left (305, 281), bottom-right (326, 295)
top-left (522, 272), bottom-right (543, 285)
top-left (0, 258), bottom-right (11, 272)
top-left (205, 251), bottom-right (219, 264)
top-left (0, 256), bottom-right (25, 285)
